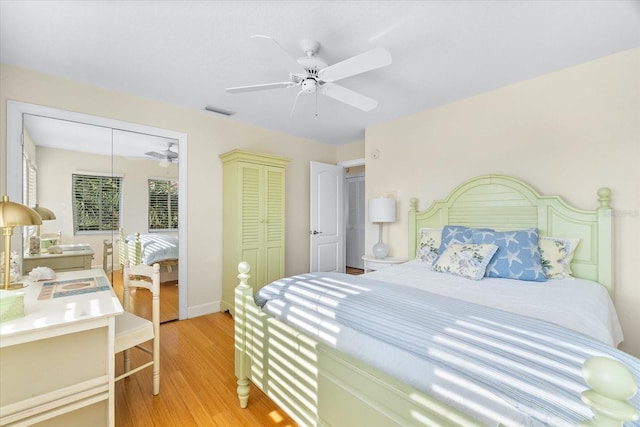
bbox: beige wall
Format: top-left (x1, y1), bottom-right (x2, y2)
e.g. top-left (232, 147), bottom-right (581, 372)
top-left (0, 63), bottom-right (337, 316)
top-left (366, 47), bottom-right (640, 356)
top-left (337, 139), bottom-right (364, 163)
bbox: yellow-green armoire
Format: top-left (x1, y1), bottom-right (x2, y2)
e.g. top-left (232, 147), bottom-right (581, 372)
top-left (219, 150), bottom-right (289, 315)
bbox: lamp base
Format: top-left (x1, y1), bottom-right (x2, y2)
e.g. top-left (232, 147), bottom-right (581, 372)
top-left (373, 241), bottom-right (388, 259)
top-left (5, 282), bottom-right (27, 290)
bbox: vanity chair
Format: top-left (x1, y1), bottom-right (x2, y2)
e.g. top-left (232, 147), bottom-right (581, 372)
top-left (103, 240), bottom-right (114, 283)
top-left (114, 262), bottom-right (161, 395)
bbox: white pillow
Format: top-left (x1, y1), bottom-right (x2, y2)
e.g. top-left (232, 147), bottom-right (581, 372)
top-left (432, 243), bottom-right (499, 281)
top-left (538, 236), bottom-right (580, 279)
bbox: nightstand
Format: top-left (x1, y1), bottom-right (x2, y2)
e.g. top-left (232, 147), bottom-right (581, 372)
top-left (361, 255), bottom-right (407, 273)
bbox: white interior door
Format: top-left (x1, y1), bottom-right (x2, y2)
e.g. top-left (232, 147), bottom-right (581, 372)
top-left (310, 161), bottom-right (345, 272)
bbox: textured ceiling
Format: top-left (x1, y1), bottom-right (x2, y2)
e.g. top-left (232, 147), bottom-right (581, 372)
top-left (2, 1), bottom-right (639, 148)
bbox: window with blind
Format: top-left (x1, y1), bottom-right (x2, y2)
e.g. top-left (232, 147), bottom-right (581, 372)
top-left (22, 154), bottom-right (38, 247)
top-left (148, 178), bottom-right (178, 231)
top-left (72, 173), bottom-right (123, 233)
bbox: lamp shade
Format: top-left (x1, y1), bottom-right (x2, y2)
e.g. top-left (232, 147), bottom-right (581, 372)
top-left (0, 196), bottom-right (42, 227)
top-left (33, 204), bottom-right (56, 221)
top-left (368, 198), bottom-right (396, 223)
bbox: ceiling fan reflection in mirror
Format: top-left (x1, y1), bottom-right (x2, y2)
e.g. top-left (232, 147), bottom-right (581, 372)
top-left (226, 35), bottom-right (392, 117)
top-left (145, 141), bottom-right (178, 167)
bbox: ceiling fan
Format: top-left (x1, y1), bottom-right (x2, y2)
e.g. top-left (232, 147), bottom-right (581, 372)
top-left (226, 35), bottom-right (392, 116)
top-left (145, 142), bottom-right (178, 166)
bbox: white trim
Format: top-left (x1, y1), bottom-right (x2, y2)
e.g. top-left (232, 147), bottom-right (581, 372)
top-left (6, 100), bottom-right (189, 320)
top-left (74, 170), bottom-right (125, 178)
top-left (338, 158), bottom-right (365, 168)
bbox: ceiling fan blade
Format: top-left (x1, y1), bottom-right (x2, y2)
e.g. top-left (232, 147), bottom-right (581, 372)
top-left (289, 89), bottom-right (305, 118)
top-left (145, 151), bottom-right (165, 159)
top-left (321, 83), bottom-right (378, 112)
top-left (250, 35), bottom-right (307, 74)
top-left (318, 48), bottom-right (392, 83)
top-left (226, 82), bottom-right (293, 93)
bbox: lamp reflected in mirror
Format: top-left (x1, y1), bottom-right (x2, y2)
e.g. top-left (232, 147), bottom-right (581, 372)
top-left (31, 204), bottom-right (57, 254)
top-left (1, 196), bottom-right (42, 289)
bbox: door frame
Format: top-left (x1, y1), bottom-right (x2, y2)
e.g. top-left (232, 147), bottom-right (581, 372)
top-left (6, 100), bottom-right (189, 320)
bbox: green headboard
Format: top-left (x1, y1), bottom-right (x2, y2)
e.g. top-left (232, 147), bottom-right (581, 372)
top-left (408, 175), bottom-right (614, 294)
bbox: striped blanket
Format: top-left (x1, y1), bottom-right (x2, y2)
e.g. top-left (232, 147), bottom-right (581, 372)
top-left (256, 272), bottom-right (640, 426)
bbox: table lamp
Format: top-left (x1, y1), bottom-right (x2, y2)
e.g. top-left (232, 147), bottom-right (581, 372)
top-left (1, 195), bottom-right (42, 289)
top-left (368, 197), bottom-right (396, 259)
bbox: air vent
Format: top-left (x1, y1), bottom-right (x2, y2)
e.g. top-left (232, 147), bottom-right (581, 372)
top-left (204, 105), bottom-right (235, 116)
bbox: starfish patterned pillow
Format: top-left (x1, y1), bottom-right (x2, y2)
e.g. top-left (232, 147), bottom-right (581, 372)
top-left (472, 228), bottom-right (547, 282)
top-left (437, 225), bottom-right (493, 257)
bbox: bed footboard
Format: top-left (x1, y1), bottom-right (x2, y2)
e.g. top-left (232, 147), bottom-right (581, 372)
top-left (234, 263), bottom-right (638, 427)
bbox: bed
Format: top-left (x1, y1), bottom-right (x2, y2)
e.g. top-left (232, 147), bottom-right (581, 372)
top-left (234, 175), bottom-right (639, 426)
top-left (117, 228), bottom-right (179, 283)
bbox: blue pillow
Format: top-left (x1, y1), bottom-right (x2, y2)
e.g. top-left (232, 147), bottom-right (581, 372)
top-left (472, 228), bottom-right (546, 282)
top-left (437, 225), bottom-right (493, 255)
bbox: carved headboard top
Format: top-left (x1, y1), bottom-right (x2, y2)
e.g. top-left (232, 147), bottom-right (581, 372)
top-left (408, 175), bottom-right (613, 294)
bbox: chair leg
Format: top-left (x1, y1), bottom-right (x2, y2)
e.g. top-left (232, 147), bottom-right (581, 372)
top-left (152, 346), bottom-right (160, 395)
top-left (124, 348), bottom-right (131, 373)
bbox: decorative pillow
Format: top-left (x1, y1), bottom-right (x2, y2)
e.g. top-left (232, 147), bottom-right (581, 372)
top-left (472, 228), bottom-right (547, 282)
top-left (416, 228), bottom-right (442, 264)
top-left (437, 225), bottom-right (474, 254)
top-left (538, 236), bottom-right (580, 279)
top-left (436, 225), bottom-right (494, 263)
top-left (432, 243), bottom-right (499, 280)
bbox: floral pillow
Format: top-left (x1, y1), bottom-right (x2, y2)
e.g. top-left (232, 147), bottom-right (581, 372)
top-left (472, 228), bottom-right (547, 282)
top-left (432, 243), bottom-right (499, 280)
top-left (538, 236), bottom-right (580, 279)
top-left (416, 228), bottom-right (442, 264)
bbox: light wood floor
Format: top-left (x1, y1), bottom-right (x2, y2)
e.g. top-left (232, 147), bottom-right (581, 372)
top-left (114, 312), bottom-right (297, 426)
top-left (346, 266), bottom-right (364, 275)
top-left (113, 267), bottom-right (366, 425)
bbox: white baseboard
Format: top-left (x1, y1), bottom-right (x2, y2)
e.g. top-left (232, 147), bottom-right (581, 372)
top-left (186, 300), bottom-right (221, 319)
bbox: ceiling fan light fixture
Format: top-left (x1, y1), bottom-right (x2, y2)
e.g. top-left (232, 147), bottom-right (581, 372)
top-left (225, 36), bottom-right (392, 116)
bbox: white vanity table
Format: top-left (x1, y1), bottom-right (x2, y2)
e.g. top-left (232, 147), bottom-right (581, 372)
top-left (0, 268), bottom-right (122, 427)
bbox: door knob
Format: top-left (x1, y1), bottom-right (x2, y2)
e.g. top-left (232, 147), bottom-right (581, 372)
top-left (310, 230), bottom-right (323, 235)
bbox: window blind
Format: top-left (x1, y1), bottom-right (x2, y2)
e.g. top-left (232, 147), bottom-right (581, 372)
top-left (148, 178), bottom-right (178, 231)
top-left (72, 173), bottom-right (123, 233)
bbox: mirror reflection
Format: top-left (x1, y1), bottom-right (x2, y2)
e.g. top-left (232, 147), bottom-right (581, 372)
top-left (22, 114), bottom-right (180, 322)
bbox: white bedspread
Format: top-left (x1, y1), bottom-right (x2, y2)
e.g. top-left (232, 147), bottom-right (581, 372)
top-left (126, 233), bottom-right (178, 265)
top-left (256, 271), bottom-right (639, 426)
top-left (366, 261), bottom-right (624, 347)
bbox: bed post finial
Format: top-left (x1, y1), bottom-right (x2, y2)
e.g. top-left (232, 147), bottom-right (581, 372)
top-left (597, 187), bottom-right (611, 208)
top-left (580, 356), bottom-right (638, 426)
top-left (237, 261), bottom-right (251, 289)
top-left (410, 197), bottom-right (418, 212)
